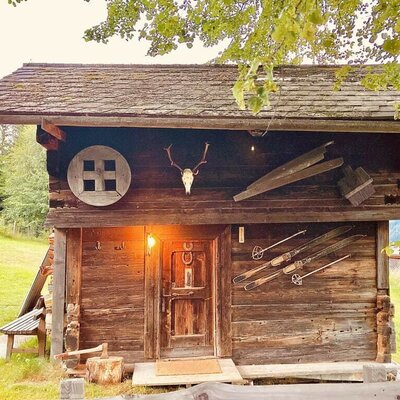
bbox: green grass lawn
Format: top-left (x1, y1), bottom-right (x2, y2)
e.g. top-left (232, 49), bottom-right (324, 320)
top-left (0, 232), bottom-right (166, 399)
top-left (0, 233), bottom-right (48, 327)
top-left (390, 269), bottom-right (400, 363)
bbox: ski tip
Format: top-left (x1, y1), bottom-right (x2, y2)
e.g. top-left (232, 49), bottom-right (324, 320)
top-left (244, 282), bottom-right (256, 291)
top-left (233, 276), bottom-right (245, 284)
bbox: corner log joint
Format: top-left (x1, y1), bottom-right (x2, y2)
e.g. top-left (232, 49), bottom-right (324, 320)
top-left (37, 119), bottom-right (67, 150)
top-left (41, 119), bottom-right (66, 142)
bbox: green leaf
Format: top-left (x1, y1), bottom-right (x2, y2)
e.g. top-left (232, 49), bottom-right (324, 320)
top-left (248, 96), bottom-right (264, 114)
top-left (232, 80), bottom-right (245, 110)
top-left (394, 103), bottom-right (400, 120)
top-left (309, 9), bottom-right (324, 25)
top-left (383, 38), bottom-right (400, 55)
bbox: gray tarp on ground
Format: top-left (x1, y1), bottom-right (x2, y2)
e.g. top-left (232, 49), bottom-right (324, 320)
top-left (98, 381), bottom-right (400, 400)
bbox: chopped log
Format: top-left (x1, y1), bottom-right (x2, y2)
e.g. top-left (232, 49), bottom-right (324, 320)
top-left (338, 166), bottom-right (375, 206)
top-left (86, 356), bottom-right (124, 384)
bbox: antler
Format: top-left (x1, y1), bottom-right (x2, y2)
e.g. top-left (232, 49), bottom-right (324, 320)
top-left (192, 142), bottom-right (210, 175)
top-left (164, 145), bottom-right (183, 173)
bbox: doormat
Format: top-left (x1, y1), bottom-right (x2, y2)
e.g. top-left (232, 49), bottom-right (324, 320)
top-left (155, 359), bottom-right (222, 376)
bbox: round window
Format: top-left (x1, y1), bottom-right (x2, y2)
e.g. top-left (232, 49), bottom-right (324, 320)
top-left (67, 145), bottom-right (131, 206)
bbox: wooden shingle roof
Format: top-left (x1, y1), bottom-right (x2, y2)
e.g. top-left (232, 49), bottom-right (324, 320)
top-left (0, 63), bottom-right (399, 133)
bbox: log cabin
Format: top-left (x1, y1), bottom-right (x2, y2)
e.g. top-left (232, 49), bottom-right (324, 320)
top-left (0, 63), bottom-right (400, 384)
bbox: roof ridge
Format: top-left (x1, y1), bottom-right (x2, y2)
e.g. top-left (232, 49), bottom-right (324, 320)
top-left (20, 62), bottom-right (384, 69)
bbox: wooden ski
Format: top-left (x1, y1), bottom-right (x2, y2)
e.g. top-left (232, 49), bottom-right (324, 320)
top-left (247, 141), bottom-right (334, 190)
top-left (233, 225), bottom-right (352, 284)
top-left (244, 234), bottom-right (364, 290)
top-left (234, 157), bottom-right (344, 202)
top-left (291, 254), bottom-right (351, 285)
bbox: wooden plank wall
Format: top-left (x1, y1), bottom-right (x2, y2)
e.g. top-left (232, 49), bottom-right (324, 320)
top-left (79, 227), bottom-right (145, 364)
top-left (231, 221), bottom-right (377, 365)
top-left (45, 128), bottom-right (400, 227)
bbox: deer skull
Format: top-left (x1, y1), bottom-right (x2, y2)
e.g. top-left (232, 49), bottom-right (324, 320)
top-left (182, 169), bottom-right (195, 195)
top-left (164, 143), bottom-right (210, 195)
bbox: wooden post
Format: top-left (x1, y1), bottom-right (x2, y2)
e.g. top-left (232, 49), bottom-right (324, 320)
top-left (376, 295), bottom-right (392, 362)
top-left (216, 225), bottom-right (232, 357)
top-left (51, 228), bottom-right (67, 359)
top-left (37, 316), bottom-right (47, 358)
top-left (65, 229), bottom-right (82, 368)
top-left (60, 378), bottom-right (84, 400)
top-left (144, 227), bottom-right (159, 359)
top-left (376, 222), bottom-right (391, 363)
top-left (376, 221), bottom-right (389, 290)
top-left (6, 335), bottom-right (14, 359)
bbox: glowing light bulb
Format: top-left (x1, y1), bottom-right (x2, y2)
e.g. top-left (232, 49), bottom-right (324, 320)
top-left (148, 235), bottom-right (156, 248)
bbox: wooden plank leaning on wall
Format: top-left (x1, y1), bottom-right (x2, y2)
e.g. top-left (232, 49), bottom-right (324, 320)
top-left (376, 221), bottom-right (391, 363)
top-left (65, 229), bottom-right (82, 368)
top-left (51, 228), bottom-right (67, 359)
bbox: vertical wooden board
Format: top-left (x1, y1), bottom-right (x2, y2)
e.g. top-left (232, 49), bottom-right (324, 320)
top-left (376, 221), bottom-right (389, 290)
top-left (66, 229), bottom-right (82, 304)
top-left (80, 227), bottom-right (145, 361)
top-left (51, 228), bottom-right (67, 359)
top-left (217, 225), bottom-right (232, 357)
top-left (144, 227), bottom-right (159, 359)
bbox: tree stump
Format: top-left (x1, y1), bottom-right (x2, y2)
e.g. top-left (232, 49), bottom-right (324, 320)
top-left (86, 356), bottom-right (124, 384)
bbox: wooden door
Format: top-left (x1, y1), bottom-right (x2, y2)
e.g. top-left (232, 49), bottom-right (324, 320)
top-left (160, 240), bottom-right (215, 358)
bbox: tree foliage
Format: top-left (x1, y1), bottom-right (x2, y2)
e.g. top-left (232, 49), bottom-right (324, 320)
top-left (8, 0), bottom-right (400, 114)
top-left (84, 0), bottom-right (400, 114)
top-left (0, 126), bottom-right (48, 236)
top-left (0, 125), bottom-right (19, 203)
top-left (0, 125), bottom-right (18, 156)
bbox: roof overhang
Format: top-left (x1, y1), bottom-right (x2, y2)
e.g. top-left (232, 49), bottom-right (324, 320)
top-left (0, 114), bottom-right (399, 135)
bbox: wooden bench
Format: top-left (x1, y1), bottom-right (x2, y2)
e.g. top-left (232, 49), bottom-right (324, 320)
top-left (0, 306), bottom-right (46, 359)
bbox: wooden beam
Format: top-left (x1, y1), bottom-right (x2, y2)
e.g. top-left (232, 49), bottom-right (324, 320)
top-left (1, 114), bottom-right (400, 134)
top-left (376, 221), bottom-right (389, 290)
top-left (237, 362), bottom-right (398, 380)
top-left (45, 207), bottom-right (400, 228)
top-left (41, 119), bottom-right (66, 142)
top-left (36, 126), bottom-right (58, 150)
top-left (51, 228), bottom-right (67, 360)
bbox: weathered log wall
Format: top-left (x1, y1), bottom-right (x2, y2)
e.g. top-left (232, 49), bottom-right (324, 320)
top-left (75, 222), bottom-right (380, 366)
top-left (79, 227), bottom-right (145, 364)
top-left (231, 222), bottom-right (377, 365)
top-left (45, 128), bottom-right (400, 227)
top-left (54, 127), bottom-right (393, 365)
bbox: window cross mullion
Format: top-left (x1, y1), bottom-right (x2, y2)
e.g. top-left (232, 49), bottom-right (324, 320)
top-left (95, 159), bottom-right (105, 191)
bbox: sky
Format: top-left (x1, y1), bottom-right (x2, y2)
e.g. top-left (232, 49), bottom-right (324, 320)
top-left (0, 0), bottom-right (222, 79)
